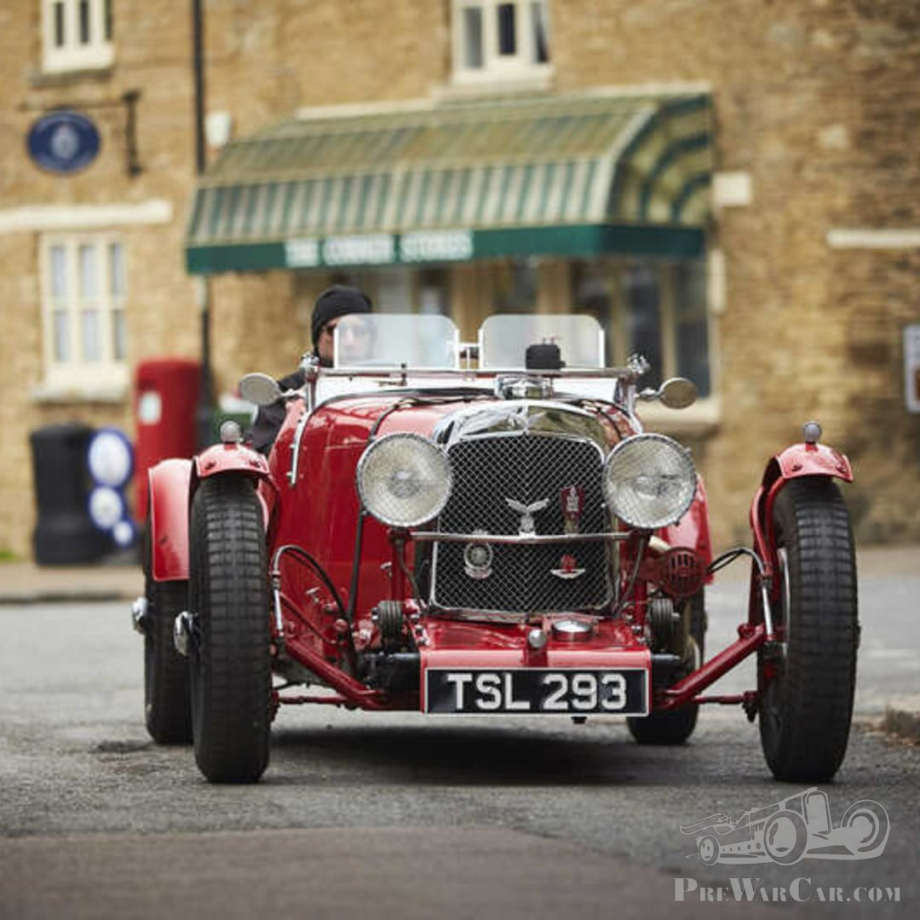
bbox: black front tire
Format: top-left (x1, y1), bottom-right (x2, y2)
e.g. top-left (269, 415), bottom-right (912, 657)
top-left (628, 590), bottom-right (706, 745)
top-left (759, 477), bottom-right (858, 782)
top-left (144, 578), bottom-right (193, 744)
top-left (142, 513), bottom-right (192, 745)
top-left (189, 476), bottom-right (272, 783)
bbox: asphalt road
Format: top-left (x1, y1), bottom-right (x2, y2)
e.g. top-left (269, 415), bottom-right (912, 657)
top-left (0, 567), bottom-right (917, 919)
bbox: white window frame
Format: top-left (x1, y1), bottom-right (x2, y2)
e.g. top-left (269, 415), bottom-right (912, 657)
top-left (42, 0), bottom-right (113, 73)
top-left (451, 0), bottom-right (552, 86)
top-left (39, 234), bottom-right (128, 395)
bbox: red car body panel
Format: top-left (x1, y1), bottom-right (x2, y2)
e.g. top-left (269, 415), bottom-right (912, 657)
top-left (661, 477), bottom-right (714, 572)
top-left (148, 458), bottom-right (192, 581)
top-left (262, 397), bottom-right (465, 673)
top-left (268, 398), bottom-right (460, 613)
top-left (149, 445), bottom-right (272, 581)
top-left (750, 441), bottom-right (854, 582)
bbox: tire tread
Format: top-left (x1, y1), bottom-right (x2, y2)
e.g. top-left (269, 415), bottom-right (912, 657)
top-left (190, 476), bottom-right (271, 783)
top-left (145, 578), bottom-right (192, 744)
top-left (760, 478), bottom-right (858, 782)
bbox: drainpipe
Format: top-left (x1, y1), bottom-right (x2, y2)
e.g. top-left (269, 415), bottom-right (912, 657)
top-left (192, 0), bottom-right (214, 449)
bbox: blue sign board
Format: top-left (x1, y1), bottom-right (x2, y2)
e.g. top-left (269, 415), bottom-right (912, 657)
top-left (27, 111), bottom-right (100, 174)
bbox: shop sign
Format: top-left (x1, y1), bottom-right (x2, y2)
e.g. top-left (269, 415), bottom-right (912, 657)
top-left (400, 230), bottom-right (473, 262)
top-left (284, 238), bottom-right (320, 268)
top-left (284, 230), bottom-right (474, 269)
top-left (324, 234), bottom-right (395, 266)
top-left (27, 111), bottom-right (100, 174)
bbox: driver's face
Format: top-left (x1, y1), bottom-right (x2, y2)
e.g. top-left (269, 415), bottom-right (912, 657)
top-left (319, 314), bottom-right (373, 364)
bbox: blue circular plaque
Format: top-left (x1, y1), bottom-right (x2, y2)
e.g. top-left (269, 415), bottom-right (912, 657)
top-left (27, 111), bottom-right (101, 174)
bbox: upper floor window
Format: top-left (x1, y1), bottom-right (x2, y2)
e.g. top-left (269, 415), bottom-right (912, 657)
top-left (40, 235), bottom-right (127, 393)
top-left (42, 0), bottom-right (113, 73)
top-left (452, 0), bottom-right (551, 84)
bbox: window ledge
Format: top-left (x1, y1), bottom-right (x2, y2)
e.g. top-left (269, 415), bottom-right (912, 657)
top-left (30, 65), bottom-right (114, 88)
top-left (636, 398), bottom-right (721, 438)
top-left (435, 69), bottom-right (555, 102)
top-left (31, 380), bottom-right (129, 405)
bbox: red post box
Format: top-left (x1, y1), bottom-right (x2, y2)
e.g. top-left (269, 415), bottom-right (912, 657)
top-left (134, 357), bottom-right (201, 521)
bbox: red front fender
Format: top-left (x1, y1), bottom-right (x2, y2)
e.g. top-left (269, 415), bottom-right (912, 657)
top-left (193, 442), bottom-right (272, 482)
top-left (148, 458), bottom-right (193, 582)
top-left (148, 445), bottom-right (273, 583)
top-left (750, 441), bottom-right (854, 569)
top-left (191, 442), bottom-right (275, 538)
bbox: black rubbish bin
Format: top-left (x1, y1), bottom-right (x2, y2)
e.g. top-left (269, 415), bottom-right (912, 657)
top-left (31, 423), bottom-right (111, 565)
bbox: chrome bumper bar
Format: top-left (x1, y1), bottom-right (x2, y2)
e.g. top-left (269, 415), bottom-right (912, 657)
top-left (410, 531), bottom-right (631, 545)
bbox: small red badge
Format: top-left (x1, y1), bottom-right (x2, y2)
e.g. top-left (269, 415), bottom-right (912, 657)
top-left (561, 485), bottom-right (584, 534)
top-left (551, 552), bottom-right (586, 580)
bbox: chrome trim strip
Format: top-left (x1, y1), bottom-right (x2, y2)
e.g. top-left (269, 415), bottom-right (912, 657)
top-left (288, 357), bottom-right (319, 488)
top-left (288, 408), bottom-right (311, 487)
top-left (427, 603), bottom-right (612, 621)
top-left (321, 366), bottom-right (639, 379)
top-left (415, 531), bottom-right (628, 545)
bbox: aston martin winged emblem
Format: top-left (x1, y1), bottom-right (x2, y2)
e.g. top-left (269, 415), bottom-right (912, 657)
top-left (551, 553), bottom-right (586, 580)
top-left (506, 497), bottom-right (550, 534)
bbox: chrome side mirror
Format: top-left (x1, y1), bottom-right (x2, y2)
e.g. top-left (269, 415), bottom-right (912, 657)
top-left (639, 377), bottom-right (698, 409)
top-left (660, 377), bottom-right (698, 409)
top-left (239, 373), bottom-right (282, 406)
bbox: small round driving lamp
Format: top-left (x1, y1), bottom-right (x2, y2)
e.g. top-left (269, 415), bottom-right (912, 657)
top-left (603, 434), bottom-right (697, 530)
top-left (356, 433), bottom-right (452, 528)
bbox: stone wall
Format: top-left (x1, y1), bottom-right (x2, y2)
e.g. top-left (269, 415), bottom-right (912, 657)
top-left (1, 0), bottom-right (918, 557)
top-left (0, 0), bottom-right (203, 556)
top-left (559, 0), bottom-right (920, 544)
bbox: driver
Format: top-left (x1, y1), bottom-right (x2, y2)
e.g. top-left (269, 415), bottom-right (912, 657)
top-left (249, 285), bottom-right (372, 453)
top-left (332, 312), bottom-right (376, 366)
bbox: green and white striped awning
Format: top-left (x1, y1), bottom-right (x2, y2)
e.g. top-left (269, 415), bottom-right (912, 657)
top-left (186, 90), bottom-right (712, 274)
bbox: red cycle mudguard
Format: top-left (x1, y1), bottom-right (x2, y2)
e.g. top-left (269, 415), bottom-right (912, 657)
top-left (148, 445), bottom-right (273, 582)
top-left (750, 441), bottom-right (854, 579)
top-left (148, 458), bottom-right (193, 582)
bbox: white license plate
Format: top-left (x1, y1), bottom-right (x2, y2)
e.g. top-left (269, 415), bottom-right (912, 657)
top-left (425, 668), bottom-right (648, 715)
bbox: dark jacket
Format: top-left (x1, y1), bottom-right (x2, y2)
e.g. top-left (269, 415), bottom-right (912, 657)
top-left (248, 368), bottom-right (306, 454)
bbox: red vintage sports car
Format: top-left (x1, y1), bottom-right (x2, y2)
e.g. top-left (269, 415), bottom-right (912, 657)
top-left (134, 314), bottom-right (857, 784)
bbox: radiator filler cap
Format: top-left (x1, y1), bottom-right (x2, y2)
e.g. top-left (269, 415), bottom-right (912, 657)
top-left (551, 619), bottom-right (593, 641)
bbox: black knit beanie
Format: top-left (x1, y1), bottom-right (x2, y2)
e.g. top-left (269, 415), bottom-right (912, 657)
top-left (311, 285), bottom-right (373, 350)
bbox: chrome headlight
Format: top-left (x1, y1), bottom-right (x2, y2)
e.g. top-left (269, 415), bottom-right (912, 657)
top-left (356, 433), bottom-right (452, 528)
top-left (603, 434), bottom-right (696, 529)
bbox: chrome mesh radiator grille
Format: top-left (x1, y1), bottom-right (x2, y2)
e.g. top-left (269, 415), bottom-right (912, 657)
top-left (431, 433), bottom-right (610, 613)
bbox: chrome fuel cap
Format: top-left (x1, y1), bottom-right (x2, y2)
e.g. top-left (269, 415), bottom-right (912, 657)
top-left (551, 619), bottom-right (593, 641)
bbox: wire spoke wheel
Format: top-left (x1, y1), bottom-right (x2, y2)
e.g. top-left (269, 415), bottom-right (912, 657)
top-left (189, 476), bottom-right (272, 783)
top-left (758, 478), bottom-right (858, 782)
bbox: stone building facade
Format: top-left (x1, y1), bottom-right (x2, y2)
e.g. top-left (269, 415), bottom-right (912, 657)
top-left (1, 0), bottom-right (918, 559)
